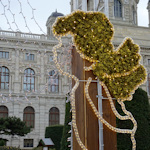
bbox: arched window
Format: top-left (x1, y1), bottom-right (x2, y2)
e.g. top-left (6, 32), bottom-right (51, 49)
top-left (0, 66), bottom-right (9, 89)
top-left (24, 68), bottom-right (35, 91)
top-left (114, 0), bottom-right (122, 18)
top-left (23, 106), bottom-right (35, 128)
top-left (49, 107), bottom-right (59, 126)
top-left (0, 105), bottom-right (8, 118)
top-left (48, 70), bottom-right (59, 92)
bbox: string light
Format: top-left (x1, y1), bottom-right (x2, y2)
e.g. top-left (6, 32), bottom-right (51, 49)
top-left (52, 36), bottom-right (88, 150)
top-left (17, 0), bottom-right (31, 33)
top-left (102, 64), bottom-right (140, 78)
top-left (85, 77), bottom-right (134, 134)
top-left (7, 0), bottom-right (20, 31)
top-left (26, 0), bottom-right (46, 34)
top-left (0, 0), bottom-right (13, 31)
top-left (85, 77), bottom-right (137, 150)
top-left (84, 62), bottom-right (96, 71)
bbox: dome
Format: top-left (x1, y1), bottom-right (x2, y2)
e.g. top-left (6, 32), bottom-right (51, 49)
top-left (46, 10), bottom-right (64, 26)
top-left (50, 10), bottom-right (64, 17)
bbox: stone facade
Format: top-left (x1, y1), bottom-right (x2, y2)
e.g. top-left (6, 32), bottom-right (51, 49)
top-left (0, 13), bottom-right (71, 148)
top-left (71, 0), bottom-right (139, 25)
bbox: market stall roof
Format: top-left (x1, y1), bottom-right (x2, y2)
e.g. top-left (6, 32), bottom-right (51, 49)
top-left (41, 138), bottom-right (54, 146)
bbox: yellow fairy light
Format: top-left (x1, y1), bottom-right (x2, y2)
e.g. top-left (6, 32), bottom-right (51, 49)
top-left (84, 62), bottom-right (96, 71)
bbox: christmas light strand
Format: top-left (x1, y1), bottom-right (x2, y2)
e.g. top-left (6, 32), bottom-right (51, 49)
top-left (52, 36), bottom-right (88, 150)
top-left (26, 0), bottom-right (46, 34)
top-left (85, 77), bottom-right (137, 150)
top-left (85, 77), bottom-right (133, 134)
top-left (84, 62), bottom-right (96, 71)
top-left (99, 80), bottom-right (137, 149)
top-left (1, 0), bottom-right (47, 34)
top-left (117, 99), bottom-right (137, 150)
top-left (7, 0), bottom-right (20, 31)
top-left (0, 0), bottom-right (13, 31)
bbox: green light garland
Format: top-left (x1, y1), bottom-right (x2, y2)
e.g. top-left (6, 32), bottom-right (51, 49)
top-left (53, 10), bottom-right (146, 101)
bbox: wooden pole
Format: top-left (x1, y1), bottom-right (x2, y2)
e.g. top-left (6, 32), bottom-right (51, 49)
top-left (72, 46), bottom-right (117, 150)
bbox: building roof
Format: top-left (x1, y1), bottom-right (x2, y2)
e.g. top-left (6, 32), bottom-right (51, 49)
top-left (46, 10), bottom-right (64, 26)
top-left (42, 138), bottom-right (54, 146)
top-left (50, 10), bottom-right (64, 17)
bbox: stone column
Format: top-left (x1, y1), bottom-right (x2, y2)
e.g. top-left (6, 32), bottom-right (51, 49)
top-left (94, 0), bottom-right (99, 11)
top-left (15, 50), bottom-right (19, 81)
top-left (73, 0), bottom-right (78, 10)
top-left (104, 0), bottom-right (109, 18)
top-left (39, 100), bottom-right (46, 138)
top-left (14, 50), bottom-right (20, 93)
top-left (13, 103), bottom-right (19, 117)
top-left (35, 107), bottom-right (40, 133)
top-left (82, 0), bottom-right (87, 11)
top-left (39, 52), bottom-right (46, 94)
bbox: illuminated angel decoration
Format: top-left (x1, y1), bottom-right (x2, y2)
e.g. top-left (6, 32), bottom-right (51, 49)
top-left (52, 10), bottom-right (146, 150)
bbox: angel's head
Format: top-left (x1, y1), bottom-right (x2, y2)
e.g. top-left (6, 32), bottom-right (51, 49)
top-left (53, 10), bottom-right (114, 61)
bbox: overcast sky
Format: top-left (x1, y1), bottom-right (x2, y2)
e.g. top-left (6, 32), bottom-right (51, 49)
top-left (0, 0), bottom-right (149, 34)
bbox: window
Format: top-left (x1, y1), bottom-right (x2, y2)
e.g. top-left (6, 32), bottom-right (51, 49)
top-left (148, 59), bottom-right (150, 65)
top-left (25, 53), bottom-right (34, 61)
top-left (114, 0), bottom-right (122, 18)
top-left (48, 70), bottom-right (59, 92)
top-left (24, 139), bottom-right (33, 147)
top-left (24, 68), bottom-right (35, 91)
top-left (49, 107), bottom-right (59, 126)
top-left (0, 66), bottom-right (9, 90)
top-left (23, 106), bottom-right (35, 128)
top-left (0, 106), bottom-right (8, 118)
top-left (0, 51), bottom-right (9, 59)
